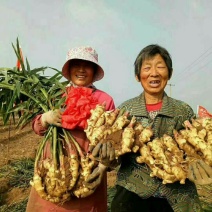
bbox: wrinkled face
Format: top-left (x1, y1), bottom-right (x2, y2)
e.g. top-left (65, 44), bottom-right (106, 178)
top-left (137, 54), bottom-right (169, 96)
top-left (69, 60), bottom-right (95, 86)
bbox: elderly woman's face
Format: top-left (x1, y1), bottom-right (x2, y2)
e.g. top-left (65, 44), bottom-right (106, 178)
top-left (138, 54), bottom-right (169, 96)
top-left (69, 60), bottom-right (95, 86)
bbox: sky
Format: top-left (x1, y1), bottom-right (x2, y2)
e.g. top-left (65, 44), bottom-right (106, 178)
top-left (1, 0), bottom-right (212, 113)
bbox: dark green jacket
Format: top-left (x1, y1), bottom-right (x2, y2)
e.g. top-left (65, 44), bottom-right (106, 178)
top-left (117, 92), bottom-right (204, 212)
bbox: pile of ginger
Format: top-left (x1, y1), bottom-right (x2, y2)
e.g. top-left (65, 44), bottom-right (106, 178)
top-left (85, 105), bottom-right (212, 184)
top-left (31, 105), bottom-right (212, 203)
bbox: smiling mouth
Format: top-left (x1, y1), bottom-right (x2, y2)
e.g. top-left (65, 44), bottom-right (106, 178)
top-left (149, 80), bottom-right (161, 88)
top-left (76, 75), bottom-right (86, 79)
top-left (150, 80), bottom-right (160, 85)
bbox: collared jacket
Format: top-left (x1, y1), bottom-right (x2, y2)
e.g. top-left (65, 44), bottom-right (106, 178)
top-left (116, 92), bottom-right (206, 212)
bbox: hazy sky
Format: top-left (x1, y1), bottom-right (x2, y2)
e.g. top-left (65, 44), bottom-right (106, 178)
top-left (1, 0), bottom-right (212, 113)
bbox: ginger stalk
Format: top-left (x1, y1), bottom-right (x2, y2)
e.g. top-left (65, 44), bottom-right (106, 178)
top-left (64, 130), bottom-right (98, 198)
top-left (62, 129), bottom-right (80, 190)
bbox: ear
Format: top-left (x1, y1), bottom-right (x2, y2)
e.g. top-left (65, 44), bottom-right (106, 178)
top-left (135, 75), bottom-right (140, 82)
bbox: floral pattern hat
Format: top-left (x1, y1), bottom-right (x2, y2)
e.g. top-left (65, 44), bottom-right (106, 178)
top-left (62, 46), bottom-right (104, 82)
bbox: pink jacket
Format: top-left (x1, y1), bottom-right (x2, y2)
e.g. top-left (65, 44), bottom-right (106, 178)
top-left (26, 89), bottom-right (115, 212)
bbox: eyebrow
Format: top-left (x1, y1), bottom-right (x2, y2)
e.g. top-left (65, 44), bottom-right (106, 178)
top-left (143, 61), bottom-right (165, 65)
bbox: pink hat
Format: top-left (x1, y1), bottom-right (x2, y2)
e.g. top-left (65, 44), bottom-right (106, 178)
top-left (62, 46), bottom-right (104, 82)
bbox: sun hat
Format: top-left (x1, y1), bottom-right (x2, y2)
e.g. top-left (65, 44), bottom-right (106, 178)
top-left (62, 46), bottom-right (104, 82)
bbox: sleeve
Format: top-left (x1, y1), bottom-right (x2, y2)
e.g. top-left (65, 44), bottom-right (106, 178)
top-left (32, 114), bottom-right (48, 136)
top-left (118, 102), bottom-right (129, 110)
top-left (175, 102), bottom-right (196, 131)
top-left (185, 103), bottom-right (196, 121)
top-left (105, 98), bottom-right (115, 111)
top-left (116, 101), bottom-right (133, 115)
top-left (92, 89), bottom-right (115, 111)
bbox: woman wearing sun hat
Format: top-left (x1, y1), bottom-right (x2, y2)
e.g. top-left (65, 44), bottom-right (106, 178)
top-left (26, 46), bottom-right (116, 212)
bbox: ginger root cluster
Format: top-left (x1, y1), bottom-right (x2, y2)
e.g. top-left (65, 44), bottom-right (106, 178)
top-left (30, 127), bottom-right (99, 203)
top-left (85, 105), bottom-right (212, 184)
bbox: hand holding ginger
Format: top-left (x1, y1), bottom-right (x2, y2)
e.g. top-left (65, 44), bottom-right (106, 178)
top-left (41, 109), bottom-right (63, 128)
top-left (188, 160), bottom-right (212, 185)
top-left (91, 141), bottom-right (116, 167)
top-left (85, 163), bottom-right (107, 190)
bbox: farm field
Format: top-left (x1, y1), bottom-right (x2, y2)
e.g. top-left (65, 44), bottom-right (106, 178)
top-left (0, 118), bottom-right (117, 212)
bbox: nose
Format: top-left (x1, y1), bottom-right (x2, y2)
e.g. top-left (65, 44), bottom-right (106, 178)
top-left (78, 65), bottom-right (85, 72)
top-left (150, 66), bottom-right (159, 76)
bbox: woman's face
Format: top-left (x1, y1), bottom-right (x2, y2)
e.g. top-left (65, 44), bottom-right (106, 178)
top-left (137, 54), bottom-right (169, 96)
top-left (69, 60), bottom-right (95, 86)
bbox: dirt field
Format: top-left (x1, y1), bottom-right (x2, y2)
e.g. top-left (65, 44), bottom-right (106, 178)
top-left (0, 117), bottom-right (117, 211)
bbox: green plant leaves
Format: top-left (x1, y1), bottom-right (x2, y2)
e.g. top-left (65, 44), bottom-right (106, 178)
top-left (0, 38), bottom-right (69, 127)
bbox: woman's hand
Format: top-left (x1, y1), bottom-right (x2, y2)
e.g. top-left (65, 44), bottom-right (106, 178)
top-left (91, 141), bottom-right (116, 167)
top-left (41, 109), bottom-right (63, 128)
top-left (187, 160), bottom-right (212, 185)
top-left (85, 163), bottom-right (107, 190)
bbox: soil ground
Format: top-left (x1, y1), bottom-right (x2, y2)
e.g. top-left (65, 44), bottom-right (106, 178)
top-left (0, 117), bottom-right (117, 211)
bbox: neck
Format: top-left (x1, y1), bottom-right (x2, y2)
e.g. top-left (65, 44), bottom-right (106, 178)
top-left (67, 82), bottom-right (96, 89)
top-left (144, 92), bottom-right (164, 104)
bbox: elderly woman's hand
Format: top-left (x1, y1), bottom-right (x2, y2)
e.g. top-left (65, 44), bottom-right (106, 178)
top-left (187, 160), bottom-right (212, 185)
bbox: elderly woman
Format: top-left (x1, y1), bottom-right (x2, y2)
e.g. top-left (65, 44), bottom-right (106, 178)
top-left (110, 44), bottom-right (210, 212)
